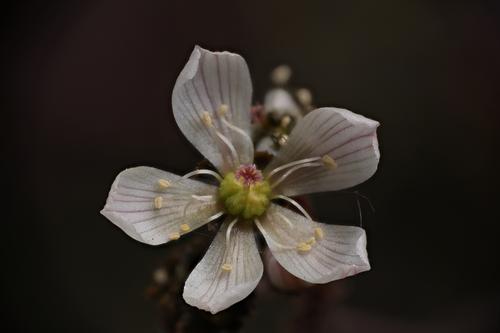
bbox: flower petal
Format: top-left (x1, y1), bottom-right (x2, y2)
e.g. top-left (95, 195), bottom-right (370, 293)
top-left (264, 107), bottom-right (380, 196)
top-left (172, 46), bottom-right (253, 173)
top-left (264, 88), bottom-right (302, 119)
top-left (183, 218), bottom-right (263, 314)
top-left (259, 204), bottom-right (370, 284)
top-left (101, 167), bottom-right (220, 245)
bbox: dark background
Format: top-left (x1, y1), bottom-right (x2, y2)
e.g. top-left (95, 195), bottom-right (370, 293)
top-left (4, 0), bottom-right (500, 332)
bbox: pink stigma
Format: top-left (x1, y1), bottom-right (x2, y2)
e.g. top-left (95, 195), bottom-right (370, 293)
top-left (235, 164), bottom-right (263, 186)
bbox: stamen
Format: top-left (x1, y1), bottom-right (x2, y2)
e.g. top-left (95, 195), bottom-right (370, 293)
top-left (306, 237), bottom-right (316, 245)
top-left (254, 218), bottom-right (296, 250)
top-left (201, 107), bottom-right (241, 167)
top-left (272, 195), bottom-right (312, 221)
top-left (154, 196), bottom-right (163, 209)
top-left (314, 227), bottom-right (324, 240)
top-left (201, 111), bottom-right (213, 127)
top-left (221, 263), bottom-right (232, 272)
top-left (217, 104), bottom-right (229, 116)
top-left (277, 134), bottom-right (289, 146)
top-left (169, 232), bottom-right (180, 240)
top-left (270, 162), bottom-right (322, 189)
top-left (297, 242), bottom-right (312, 253)
top-left (157, 179), bottom-right (171, 189)
top-left (322, 155), bottom-right (338, 169)
top-left (217, 104), bottom-right (253, 155)
top-left (296, 88), bottom-right (313, 106)
top-left (179, 210), bottom-right (223, 234)
top-left (213, 130), bottom-right (240, 166)
top-left (277, 212), bottom-right (294, 229)
top-left (191, 195), bottom-right (213, 202)
top-left (220, 216), bottom-right (238, 274)
top-left (269, 155), bottom-right (338, 189)
top-left (280, 115), bottom-right (292, 128)
top-left (220, 117), bottom-right (254, 157)
top-left (181, 169), bottom-right (223, 182)
top-left (182, 197), bottom-right (216, 218)
top-left (205, 211), bottom-right (225, 224)
top-left (266, 157), bottom-right (322, 179)
top-left (225, 218), bottom-right (239, 245)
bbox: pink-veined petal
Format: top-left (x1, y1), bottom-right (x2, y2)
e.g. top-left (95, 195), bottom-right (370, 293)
top-left (183, 218), bottom-right (263, 314)
top-left (264, 107), bottom-right (380, 196)
top-left (101, 167), bottom-right (221, 245)
top-left (172, 46), bottom-right (253, 173)
top-left (259, 204), bottom-right (370, 284)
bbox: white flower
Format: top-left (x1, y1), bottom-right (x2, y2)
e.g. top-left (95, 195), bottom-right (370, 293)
top-left (101, 46), bottom-right (380, 314)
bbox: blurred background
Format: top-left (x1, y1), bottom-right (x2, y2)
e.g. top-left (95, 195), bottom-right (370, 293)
top-left (3, 0), bottom-right (500, 332)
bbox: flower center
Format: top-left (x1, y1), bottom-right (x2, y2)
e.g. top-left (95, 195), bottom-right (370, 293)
top-left (235, 164), bottom-right (263, 186)
top-left (218, 164), bottom-right (271, 219)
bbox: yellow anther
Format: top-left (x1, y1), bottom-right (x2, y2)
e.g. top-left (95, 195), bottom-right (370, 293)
top-left (321, 155), bottom-right (337, 169)
top-left (154, 196), bottom-right (163, 209)
top-left (168, 232), bottom-right (180, 240)
top-left (221, 263), bottom-right (232, 272)
top-left (306, 237), bottom-right (316, 246)
top-left (314, 227), bottom-right (324, 240)
top-left (277, 134), bottom-right (289, 146)
top-left (296, 88), bottom-right (312, 106)
top-left (217, 104), bottom-right (229, 116)
top-left (271, 64), bottom-right (292, 85)
top-left (297, 242), bottom-right (312, 253)
top-left (180, 224), bottom-right (191, 232)
top-left (201, 111), bottom-right (213, 127)
top-left (280, 115), bottom-right (292, 128)
top-left (157, 179), bottom-right (171, 189)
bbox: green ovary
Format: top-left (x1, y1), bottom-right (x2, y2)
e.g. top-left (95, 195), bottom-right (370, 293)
top-left (218, 173), bottom-right (271, 219)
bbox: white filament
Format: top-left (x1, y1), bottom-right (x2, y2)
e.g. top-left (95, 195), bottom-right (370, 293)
top-left (191, 194), bottom-right (213, 202)
top-left (204, 211), bottom-right (225, 224)
top-left (221, 117), bottom-right (254, 162)
top-left (181, 169), bottom-right (223, 182)
top-left (266, 157), bottom-right (322, 179)
top-left (225, 218), bottom-right (239, 245)
top-left (270, 162), bottom-right (322, 189)
top-left (201, 110), bottom-right (241, 168)
top-left (254, 218), bottom-right (295, 250)
top-left (213, 129), bottom-right (240, 167)
top-left (271, 195), bottom-right (313, 221)
top-left (277, 212), bottom-right (294, 229)
top-left (182, 197), bottom-right (216, 218)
